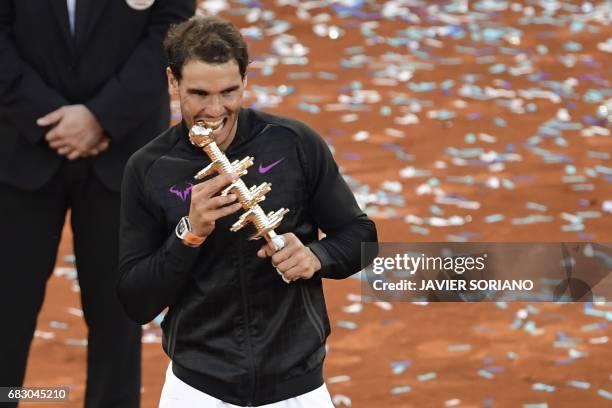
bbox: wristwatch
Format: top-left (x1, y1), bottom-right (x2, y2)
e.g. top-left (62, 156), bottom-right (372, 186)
top-left (175, 216), bottom-right (205, 247)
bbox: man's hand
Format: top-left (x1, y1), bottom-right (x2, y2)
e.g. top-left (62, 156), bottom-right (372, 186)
top-left (87, 135), bottom-right (111, 157)
top-left (257, 233), bottom-right (322, 282)
top-left (188, 173), bottom-right (242, 239)
top-left (37, 104), bottom-right (105, 159)
top-left (55, 135), bottom-right (111, 160)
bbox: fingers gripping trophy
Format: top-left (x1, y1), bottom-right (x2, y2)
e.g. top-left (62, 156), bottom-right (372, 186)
top-left (188, 122), bottom-right (291, 283)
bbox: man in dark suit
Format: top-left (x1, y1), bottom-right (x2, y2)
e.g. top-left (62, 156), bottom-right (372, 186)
top-left (0, 1), bottom-right (195, 407)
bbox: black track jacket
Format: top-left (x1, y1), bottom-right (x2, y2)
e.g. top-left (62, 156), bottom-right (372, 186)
top-left (118, 108), bottom-right (377, 406)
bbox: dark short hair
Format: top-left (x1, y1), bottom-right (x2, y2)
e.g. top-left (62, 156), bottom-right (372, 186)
top-left (164, 16), bottom-right (249, 81)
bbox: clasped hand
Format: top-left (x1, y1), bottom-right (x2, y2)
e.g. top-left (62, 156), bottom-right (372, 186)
top-left (38, 105), bottom-right (109, 160)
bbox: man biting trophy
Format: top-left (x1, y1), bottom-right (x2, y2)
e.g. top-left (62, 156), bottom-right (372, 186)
top-left (117, 15), bottom-right (377, 408)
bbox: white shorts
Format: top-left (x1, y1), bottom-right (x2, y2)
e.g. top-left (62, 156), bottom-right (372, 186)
top-left (159, 363), bottom-right (334, 408)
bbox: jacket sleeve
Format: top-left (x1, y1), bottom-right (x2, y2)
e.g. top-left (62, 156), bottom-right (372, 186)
top-left (117, 156), bottom-right (200, 324)
top-left (297, 124), bottom-right (379, 279)
top-left (0, 0), bottom-right (68, 145)
top-left (85, 0), bottom-right (194, 143)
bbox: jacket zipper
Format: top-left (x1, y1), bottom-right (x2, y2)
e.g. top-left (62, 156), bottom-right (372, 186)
top-left (167, 307), bottom-right (182, 359)
top-left (233, 124), bottom-right (280, 405)
top-left (301, 286), bottom-right (325, 342)
top-left (238, 236), bottom-right (256, 406)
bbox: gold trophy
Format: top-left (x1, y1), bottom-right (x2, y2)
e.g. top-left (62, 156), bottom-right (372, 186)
top-left (188, 123), bottom-right (291, 282)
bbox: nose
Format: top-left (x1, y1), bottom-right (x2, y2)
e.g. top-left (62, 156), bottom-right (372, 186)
top-left (205, 94), bottom-right (224, 118)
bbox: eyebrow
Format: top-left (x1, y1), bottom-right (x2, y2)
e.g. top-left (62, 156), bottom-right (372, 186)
top-left (186, 85), bottom-right (241, 95)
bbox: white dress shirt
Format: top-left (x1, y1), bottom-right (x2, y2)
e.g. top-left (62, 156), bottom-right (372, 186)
top-left (67, 0), bottom-right (76, 35)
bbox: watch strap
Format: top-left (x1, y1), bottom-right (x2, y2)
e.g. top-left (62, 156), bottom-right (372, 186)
top-left (176, 216), bottom-right (205, 247)
top-left (182, 231), bottom-right (205, 247)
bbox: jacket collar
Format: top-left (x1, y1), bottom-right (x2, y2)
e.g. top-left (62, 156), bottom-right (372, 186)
top-left (49, 0), bottom-right (72, 51)
top-left (49, 0), bottom-right (110, 52)
top-left (76, 0), bottom-right (111, 49)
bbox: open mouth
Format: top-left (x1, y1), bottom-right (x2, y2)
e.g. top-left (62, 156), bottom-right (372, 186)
top-left (199, 118), bottom-right (227, 135)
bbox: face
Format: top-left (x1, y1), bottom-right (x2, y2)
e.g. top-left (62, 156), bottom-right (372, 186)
top-left (168, 59), bottom-right (246, 151)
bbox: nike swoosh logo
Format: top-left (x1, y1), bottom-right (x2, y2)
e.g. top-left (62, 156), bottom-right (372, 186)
top-left (259, 158), bottom-right (284, 174)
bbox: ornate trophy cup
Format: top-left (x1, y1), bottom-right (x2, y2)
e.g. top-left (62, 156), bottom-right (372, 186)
top-left (188, 123), bottom-right (291, 282)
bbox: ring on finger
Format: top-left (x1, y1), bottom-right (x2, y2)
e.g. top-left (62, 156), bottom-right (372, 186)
top-left (272, 235), bottom-right (286, 251)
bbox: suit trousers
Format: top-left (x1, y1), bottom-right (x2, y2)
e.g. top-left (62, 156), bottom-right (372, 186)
top-left (0, 159), bottom-right (142, 408)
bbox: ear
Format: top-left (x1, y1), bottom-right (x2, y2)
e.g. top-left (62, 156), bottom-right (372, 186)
top-left (243, 75), bottom-right (248, 89)
top-left (167, 67), bottom-right (179, 94)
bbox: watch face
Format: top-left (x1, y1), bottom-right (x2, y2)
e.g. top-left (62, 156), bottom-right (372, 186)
top-left (176, 217), bottom-right (191, 238)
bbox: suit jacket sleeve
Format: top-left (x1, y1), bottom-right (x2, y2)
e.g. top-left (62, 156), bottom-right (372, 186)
top-left (85, 0), bottom-right (194, 143)
top-left (0, 0), bottom-right (69, 145)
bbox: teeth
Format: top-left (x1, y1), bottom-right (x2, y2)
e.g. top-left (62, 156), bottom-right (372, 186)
top-left (203, 119), bottom-right (223, 129)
